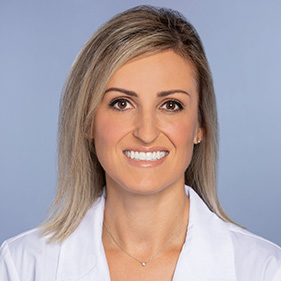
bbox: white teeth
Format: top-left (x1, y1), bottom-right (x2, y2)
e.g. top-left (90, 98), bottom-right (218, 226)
top-left (124, 150), bottom-right (167, 161)
top-left (140, 152), bottom-right (145, 160)
top-left (156, 151), bottom-right (160, 159)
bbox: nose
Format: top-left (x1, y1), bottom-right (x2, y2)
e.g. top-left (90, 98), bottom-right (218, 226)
top-left (133, 111), bottom-right (160, 144)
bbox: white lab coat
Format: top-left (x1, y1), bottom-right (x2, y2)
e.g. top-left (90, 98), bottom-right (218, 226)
top-left (1, 186), bottom-right (281, 281)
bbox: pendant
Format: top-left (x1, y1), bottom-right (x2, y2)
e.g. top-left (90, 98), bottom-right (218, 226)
top-left (142, 262), bottom-right (146, 266)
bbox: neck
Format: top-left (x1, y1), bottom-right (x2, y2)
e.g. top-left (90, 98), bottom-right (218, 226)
top-left (103, 180), bottom-right (189, 255)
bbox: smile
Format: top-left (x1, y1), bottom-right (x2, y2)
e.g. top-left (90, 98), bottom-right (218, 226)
top-left (123, 151), bottom-right (168, 161)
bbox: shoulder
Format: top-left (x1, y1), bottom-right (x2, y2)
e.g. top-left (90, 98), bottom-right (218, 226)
top-left (0, 196), bottom-right (106, 281)
top-left (226, 223), bottom-right (281, 280)
top-left (187, 186), bottom-right (281, 280)
top-left (1, 228), bottom-right (60, 260)
top-left (226, 222), bottom-right (281, 260)
top-left (0, 228), bottom-right (61, 280)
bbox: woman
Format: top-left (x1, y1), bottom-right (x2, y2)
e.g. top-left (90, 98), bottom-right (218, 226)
top-left (1, 5), bottom-right (280, 281)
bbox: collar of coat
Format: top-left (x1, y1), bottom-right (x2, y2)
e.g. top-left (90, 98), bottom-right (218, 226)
top-left (57, 186), bottom-right (237, 281)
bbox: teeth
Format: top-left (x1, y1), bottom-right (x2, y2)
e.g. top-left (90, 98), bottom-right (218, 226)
top-left (156, 151), bottom-right (160, 159)
top-left (124, 150), bottom-right (168, 161)
top-left (140, 152), bottom-right (145, 160)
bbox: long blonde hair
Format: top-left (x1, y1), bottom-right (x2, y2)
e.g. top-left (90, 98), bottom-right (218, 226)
top-left (42, 5), bottom-right (232, 242)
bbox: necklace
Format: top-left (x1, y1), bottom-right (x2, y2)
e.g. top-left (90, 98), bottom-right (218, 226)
top-left (103, 221), bottom-right (188, 267)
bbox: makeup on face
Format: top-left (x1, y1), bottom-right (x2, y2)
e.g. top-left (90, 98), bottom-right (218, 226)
top-left (93, 50), bottom-right (201, 194)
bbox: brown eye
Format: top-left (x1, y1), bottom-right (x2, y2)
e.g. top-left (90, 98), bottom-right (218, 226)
top-left (166, 101), bottom-right (176, 110)
top-left (109, 98), bottom-right (133, 110)
top-left (117, 100), bottom-right (127, 109)
top-left (161, 100), bottom-right (183, 112)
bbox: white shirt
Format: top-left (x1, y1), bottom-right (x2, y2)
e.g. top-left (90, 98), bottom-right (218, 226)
top-left (1, 186), bottom-right (281, 281)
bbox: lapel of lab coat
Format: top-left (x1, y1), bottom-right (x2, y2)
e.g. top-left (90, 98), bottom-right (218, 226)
top-left (56, 186), bottom-right (237, 281)
top-left (173, 186), bottom-right (237, 281)
top-left (56, 195), bottom-right (111, 281)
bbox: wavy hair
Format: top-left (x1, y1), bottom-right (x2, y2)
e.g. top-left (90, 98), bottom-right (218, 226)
top-left (41, 5), bottom-right (232, 242)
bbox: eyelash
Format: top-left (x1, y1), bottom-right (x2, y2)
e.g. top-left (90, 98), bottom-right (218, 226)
top-left (109, 98), bottom-right (133, 111)
top-left (109, 98), bottom-right (184, 112)
top-left (161, 99), bottom-right (183, 112)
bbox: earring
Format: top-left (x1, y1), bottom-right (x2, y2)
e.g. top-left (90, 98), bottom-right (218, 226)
top-left (197, 137), bottom-right (201, 144)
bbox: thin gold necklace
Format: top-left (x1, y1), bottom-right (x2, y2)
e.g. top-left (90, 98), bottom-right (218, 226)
top-left (103, 221), bottom-right (188, 266)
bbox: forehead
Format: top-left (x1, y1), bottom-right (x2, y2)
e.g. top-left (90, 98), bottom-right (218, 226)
top-left (106, 50), bottom-right (198, 94)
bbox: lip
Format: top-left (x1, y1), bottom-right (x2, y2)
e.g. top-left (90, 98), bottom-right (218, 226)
top-left (123, 146), bottom-right (169, 153)
top-left (123, 147), bottom-right (169, 168)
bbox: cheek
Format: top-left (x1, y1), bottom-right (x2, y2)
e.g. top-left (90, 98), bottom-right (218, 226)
top-left (163, 118), bottom-right (198, 147)
top-left (93, 112), bottom-right (131, 149)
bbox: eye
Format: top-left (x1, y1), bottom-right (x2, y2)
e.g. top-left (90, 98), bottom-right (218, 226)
top-left (109, 98), bottom-right (133, 111)
top-left (161, 100), bottom-right (183, 112)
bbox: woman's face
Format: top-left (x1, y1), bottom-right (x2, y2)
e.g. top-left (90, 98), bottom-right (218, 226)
top-left (93, 50), bottom-right (202, 194)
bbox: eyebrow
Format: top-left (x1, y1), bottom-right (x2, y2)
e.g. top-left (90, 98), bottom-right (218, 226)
top-left (157, 90), bottom-right (190, 97)
top-left (104, 87), bottom-right (190, 97)
top-left (104, 88), bottom-right (137, 97)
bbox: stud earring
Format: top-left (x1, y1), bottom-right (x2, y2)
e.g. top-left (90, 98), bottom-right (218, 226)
top-left (197, 137), bottom-right (201, 144)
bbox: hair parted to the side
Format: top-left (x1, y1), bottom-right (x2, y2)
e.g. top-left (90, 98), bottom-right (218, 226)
top-left (41, 5), bottom-right (233, 243)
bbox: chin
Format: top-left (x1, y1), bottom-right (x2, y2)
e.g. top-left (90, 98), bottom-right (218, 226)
top-left (116, 177), bottom-right (182, 196)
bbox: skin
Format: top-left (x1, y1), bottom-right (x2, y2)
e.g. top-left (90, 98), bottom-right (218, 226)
top-left (93, 50), bottom-right (202, 281)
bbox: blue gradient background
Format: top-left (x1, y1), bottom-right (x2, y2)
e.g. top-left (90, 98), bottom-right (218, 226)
top-left (1, 0), bottom-right (280, 246)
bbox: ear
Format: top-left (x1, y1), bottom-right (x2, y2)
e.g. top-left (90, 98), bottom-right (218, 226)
top-left (193, 127), bottom-right (203, 145)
